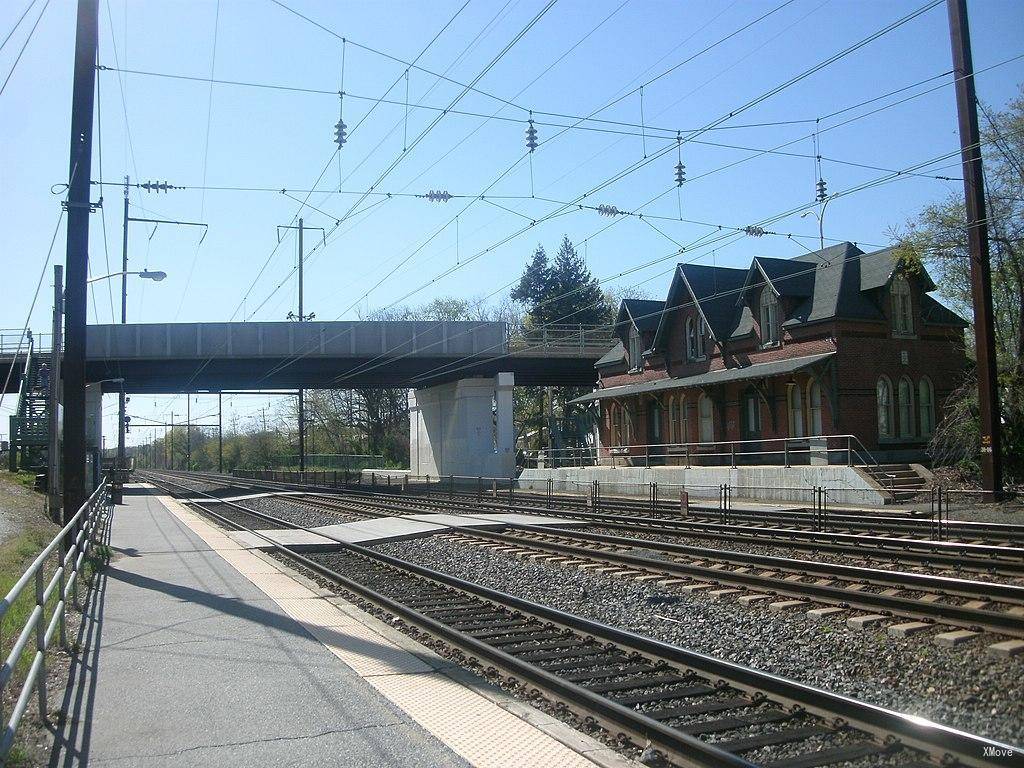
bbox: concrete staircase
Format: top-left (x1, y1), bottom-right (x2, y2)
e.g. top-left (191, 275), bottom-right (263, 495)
top-left (863, 463), bottom-right (928, 502)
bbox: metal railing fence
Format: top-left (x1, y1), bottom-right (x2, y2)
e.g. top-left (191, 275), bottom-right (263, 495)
top-left (0, 480), bottom-right (111, 759)
top-left (508, 323), bottom-right (613, 354)
top-left (524, 434), bottom-right (882, 470)
top-left (0, 331), bottom-right (51, 357)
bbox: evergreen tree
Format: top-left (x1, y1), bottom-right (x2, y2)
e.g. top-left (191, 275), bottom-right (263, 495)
top-left (512, 237), bottom-right (612, 328)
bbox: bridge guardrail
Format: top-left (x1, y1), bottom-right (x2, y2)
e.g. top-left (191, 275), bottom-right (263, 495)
top-left (0, 480), bottom-right (111, 760)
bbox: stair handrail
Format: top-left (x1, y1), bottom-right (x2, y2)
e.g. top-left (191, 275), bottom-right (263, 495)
top-left (13, 336), bottom-right (35, 424)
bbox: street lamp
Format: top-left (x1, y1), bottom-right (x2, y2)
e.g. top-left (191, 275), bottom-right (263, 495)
top-left (87, 269), bottom-right (166, 283)
top-left (87, 269), bottom-right (165, 473)
top-left (800, 205), bottom-right (830, 252)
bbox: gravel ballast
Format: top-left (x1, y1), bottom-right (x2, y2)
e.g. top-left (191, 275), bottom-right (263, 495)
top-left (370, 535), bottom-right (1024, 747)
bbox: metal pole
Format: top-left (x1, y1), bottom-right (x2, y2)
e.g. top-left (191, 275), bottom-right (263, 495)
top-left (947, 0), bottom-right (1003, 498)
top-left (218, 392), bottom-right (223, 473)
top-left (170, 413), bottom-right (175, 469)
top-left (61, 0), bottom-right (100, 521)
top-left (186, 395), bottom-right (191, 470)
top-left (117, 176), bottom-right (128, 473)
top-left (298, 218), bottom-right (305, 473)
top-left (47, 266), bottom-right (64, 522)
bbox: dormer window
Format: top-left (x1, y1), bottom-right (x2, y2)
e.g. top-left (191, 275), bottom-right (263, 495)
top-left (759, 289), bottom-right (780, 346)
top-left (685, 316), bottom-right (706, 361)
top-left (628, 326), bottom-right (642, 371)
top-left (891, 275), bottom-right (913, 335)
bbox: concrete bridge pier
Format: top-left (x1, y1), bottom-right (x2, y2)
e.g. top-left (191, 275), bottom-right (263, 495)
top-left (409, 372), bottom-right (515, 479)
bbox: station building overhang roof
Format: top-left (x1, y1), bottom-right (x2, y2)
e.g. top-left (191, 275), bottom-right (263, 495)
top-left (569, 351), bottom-right (835, 404)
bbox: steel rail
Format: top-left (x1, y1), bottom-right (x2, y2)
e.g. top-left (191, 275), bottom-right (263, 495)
top-left (143, 470), bottom-right (1020, 767)
top-left (230, 468), bottom-right (1024, 544)
top-left (157, 469), bottom-right (1024, 576)
top-left (276, 489), bottom-right (1024, 636)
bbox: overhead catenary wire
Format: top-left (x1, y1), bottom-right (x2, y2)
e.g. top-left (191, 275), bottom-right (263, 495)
top-left (258, 137), bottom-right (991, 389)
top-left (0, 0), bottom-right (51, 98)
top-left (150, 0), bottom-right (487, 420)
top-left (173, 0), bottom-right (220, 321)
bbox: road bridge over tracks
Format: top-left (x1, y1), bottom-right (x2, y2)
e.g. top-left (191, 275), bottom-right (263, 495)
top-left (1, 321), bottom-right (609, 394)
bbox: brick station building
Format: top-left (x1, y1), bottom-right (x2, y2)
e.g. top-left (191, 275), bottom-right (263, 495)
top-left (574, 242), bottom-right (968, 466)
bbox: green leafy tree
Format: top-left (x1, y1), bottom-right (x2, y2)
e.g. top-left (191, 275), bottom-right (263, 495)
top-left (893, 87), bottom-right (1024, 483)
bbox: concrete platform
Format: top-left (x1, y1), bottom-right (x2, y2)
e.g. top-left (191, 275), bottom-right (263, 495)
top-left (49, 484), bottom-right (623, 768)
top-left (226, 512), bottom-right (586, 551)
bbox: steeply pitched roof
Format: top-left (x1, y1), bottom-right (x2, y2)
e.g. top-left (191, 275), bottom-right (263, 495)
top-left (650, 263), bottom-right (747, 351)
top-left (614, 299), bottom-right (664, 336)
top-left (859, 247), bottom-right (937, 292)
top-left (595, 339), bottom-right (627, 368)
top-left (598, 241), bottom-right (965, 358)
top-left (742, 256), bottom-right (816, 301)
top-left (921, 294), bottom-right (969, 327)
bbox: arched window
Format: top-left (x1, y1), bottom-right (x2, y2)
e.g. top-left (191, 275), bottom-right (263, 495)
top-left (919, 377), bottom-right (935, 438)
top-left (698, 393), bottom-right (714, 442)
top-left (788, 384), bottom-right (805, 438)
top-left (759, 289), bottom-right (780, 345)
top-left (898, 376), bottom-right (915, 438)
top-left (807, 380), bottom-right (823, 435)
top-left (648, 399), bottom-right (662, 442)
top-left (696, 317), bottom-right (706, 358)
top-left (877, 377), bottom-right (894, 439)
top-left (891, 275), bottom-right (913, 335)
top-left (628, 326), bottom-right (642, 370)
top-left (685, 317), bottom-right (696, 360)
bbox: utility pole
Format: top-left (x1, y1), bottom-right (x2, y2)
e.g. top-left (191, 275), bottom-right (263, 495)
top-left (278, 218), bottom-right (323, 474)
top-left (47, 266), bottom-right (64, 522)
top-left (169, 413), bottom-right (175, 469)
top-left (118, 177), bottom-right (128, 475)
top-left (118, 179), bottom-right (205, 474)
top-left (218, 392), bottom-right (223, 473)
top-left (186, 395), bottom-right (191, 470)
top-left (947, 0), bottom-right (1003, 498)
top-left (62, 0), bottom-right (99, 520)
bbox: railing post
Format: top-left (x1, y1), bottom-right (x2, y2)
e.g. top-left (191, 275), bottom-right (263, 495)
top-left (847, 436), bottom-right (852, 466)
top-left (57, 541), bottom-right (68, 650)
top-left (680, 489), bottom-right (688, 516)
top-left (508, 477), bottom-right (515, 507)
top-left (547, 478), bottom-right (553, 508)
top-left (35, 567), bottom-right (48, 721)
top-left (730, 443), bottom-right (736, 469)
top-left (784, 439), bottom-right (790, 468)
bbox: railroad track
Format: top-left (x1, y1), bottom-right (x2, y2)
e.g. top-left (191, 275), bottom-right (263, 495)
top-left (158, 470), bottom-right (1024, 571)
top-left (245, 485), bottom-right (1024, 638)
top-left (140, 471), bottom-right (1020, 768)
top-left (232, 469), bottom-right (1024, 546)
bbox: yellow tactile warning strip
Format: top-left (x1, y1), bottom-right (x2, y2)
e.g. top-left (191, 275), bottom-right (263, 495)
top-left (155, 493), bottom-right (633, 768)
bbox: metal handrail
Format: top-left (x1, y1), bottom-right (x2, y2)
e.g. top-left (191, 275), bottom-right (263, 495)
top-left (0, 480), bottom-right (111, 759)
top-left (12, 336), bottom-right (35, 425)
top-left (525, 434), bottom-right (875, 469)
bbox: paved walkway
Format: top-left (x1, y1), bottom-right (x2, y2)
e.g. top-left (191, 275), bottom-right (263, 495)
top-left (48, 486), bottom-right (473, 768)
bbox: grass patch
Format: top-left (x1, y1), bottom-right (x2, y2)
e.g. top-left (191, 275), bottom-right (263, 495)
top-left (0, 522), bottom-right (63, 677)
top-left (8, 472), bottom-right (40, 493)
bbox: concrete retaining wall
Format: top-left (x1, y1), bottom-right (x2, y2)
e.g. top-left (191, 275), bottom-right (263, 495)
top-left (517, 465), bottom-right (889, 507)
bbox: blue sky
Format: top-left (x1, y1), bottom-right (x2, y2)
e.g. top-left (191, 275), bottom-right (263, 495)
top-left (2, 0), bottom-right (1022, 448)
